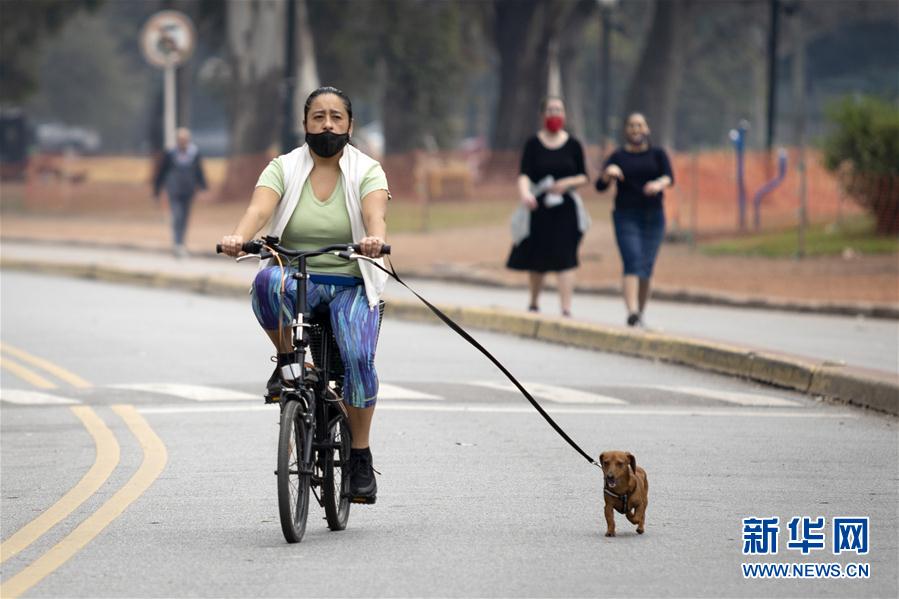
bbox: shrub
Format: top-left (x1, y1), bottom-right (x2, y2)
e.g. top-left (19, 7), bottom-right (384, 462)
top-left (822, 96), bottom-right (899, 235)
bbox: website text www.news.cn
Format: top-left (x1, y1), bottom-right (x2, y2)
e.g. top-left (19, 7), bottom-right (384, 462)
top-left (741, 516), bottom-right (871, 580)
top-left (741, 562), bottom-right (871, 579)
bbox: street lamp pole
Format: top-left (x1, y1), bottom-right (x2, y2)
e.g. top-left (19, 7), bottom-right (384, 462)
top-left (790, 2), bottom-right (808, 258)
top-left (765, 0), bottom-right (780, 151)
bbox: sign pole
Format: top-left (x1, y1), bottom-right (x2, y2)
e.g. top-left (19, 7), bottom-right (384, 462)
top-left (140, 10), bottom-right (196, 150)
top-left (164, 60), bottom-right (177, 150)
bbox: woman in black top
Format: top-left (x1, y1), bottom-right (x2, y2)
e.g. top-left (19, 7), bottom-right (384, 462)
top-left (507, 97), bottom-right (589, 317)
top-left (596, 112), bottom-right (674, 327)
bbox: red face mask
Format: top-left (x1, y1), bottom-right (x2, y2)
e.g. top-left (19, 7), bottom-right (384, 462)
top-left (544, 115), bottom-right (565, 133)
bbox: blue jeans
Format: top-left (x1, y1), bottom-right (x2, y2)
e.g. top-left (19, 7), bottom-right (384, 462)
top-left (612, 207), bottom-right (665, 278)
top-left (169, 192), bottom-right (194, 246)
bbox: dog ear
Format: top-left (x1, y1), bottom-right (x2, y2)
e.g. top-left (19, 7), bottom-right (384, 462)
top-left (627, 452), bottom-right (637, 473)
top-left (598, 452), bottom-right (606, 466)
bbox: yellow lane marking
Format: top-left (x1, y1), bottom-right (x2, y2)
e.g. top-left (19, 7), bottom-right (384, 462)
top-left (0, 356), bottom-right (57, 389)
top-left (0, 342), bottom-right (91, 388)
top-left (0, 407), bottom-right (120, 564)
top-left (1, 405), bottom-right (167, 599)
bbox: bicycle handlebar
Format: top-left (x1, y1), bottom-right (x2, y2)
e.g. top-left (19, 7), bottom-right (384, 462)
top-left (215, 238), bottom-right (391, 258)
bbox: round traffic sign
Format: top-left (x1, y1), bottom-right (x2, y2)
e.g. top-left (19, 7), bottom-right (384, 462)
top-left (140, 10), bottom-right (196, 68)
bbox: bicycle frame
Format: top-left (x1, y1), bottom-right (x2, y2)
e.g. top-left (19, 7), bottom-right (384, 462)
top-left (283, 251), bottom-right (332, 484)
top-left (274, 243), bottom-right (355, 500)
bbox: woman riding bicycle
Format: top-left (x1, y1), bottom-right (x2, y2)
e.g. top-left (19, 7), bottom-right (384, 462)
top-left (218, 86), bottom-right (388, 504)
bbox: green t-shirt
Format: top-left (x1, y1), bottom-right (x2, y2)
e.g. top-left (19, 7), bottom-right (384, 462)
top-left (256, 156), bottom-right (389, 276)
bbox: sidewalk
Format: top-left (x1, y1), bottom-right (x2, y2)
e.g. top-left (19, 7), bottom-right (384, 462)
top-left (2, 202), bottom-right (898, 312)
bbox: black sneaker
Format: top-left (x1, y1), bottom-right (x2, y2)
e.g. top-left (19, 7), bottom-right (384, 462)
top-left (346, 448), bottom-right (377, 504)
top-left (626, 313), bottom-right (641, 327)
top-left (264, 365), bottom-right (281, 403)
top-left (264, 352), bottom-right (298, 403)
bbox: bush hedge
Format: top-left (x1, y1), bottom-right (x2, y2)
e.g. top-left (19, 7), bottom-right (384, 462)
top-left (822, 96), bottom-right (899, 235)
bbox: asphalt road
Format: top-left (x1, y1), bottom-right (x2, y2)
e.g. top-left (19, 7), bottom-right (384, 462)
top-left (1, 272), bottom-right (897, 598)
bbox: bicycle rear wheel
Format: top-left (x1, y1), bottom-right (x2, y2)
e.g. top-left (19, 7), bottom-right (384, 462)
top-left (322, 413), bottom-right (351, 530)
top-left (277, 399), bottom-right (310, 543)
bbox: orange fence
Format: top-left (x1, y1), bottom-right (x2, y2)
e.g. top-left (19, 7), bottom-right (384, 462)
top-left (6, 147), bottom-right (876, 237)
top-left (663, 148), bottom-right (862, 236)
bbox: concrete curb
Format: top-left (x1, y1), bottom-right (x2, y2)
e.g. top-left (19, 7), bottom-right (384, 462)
top-left (4, 236), bottom-right (897, 319)
top-left (3, 257), bottom-right (897, 416)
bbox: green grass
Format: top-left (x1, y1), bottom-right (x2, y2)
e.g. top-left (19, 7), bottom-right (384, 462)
top-left (388, 199), bottom-right (514, 233)
top-left (700, 216), bottom-right (898, 257)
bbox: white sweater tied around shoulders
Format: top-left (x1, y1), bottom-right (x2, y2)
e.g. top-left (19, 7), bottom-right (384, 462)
top-left (262, 143), bottom-right (389, 308)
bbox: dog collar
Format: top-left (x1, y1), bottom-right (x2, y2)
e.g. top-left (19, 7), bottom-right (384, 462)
top-left (604, 487), bottom-right (629, 514)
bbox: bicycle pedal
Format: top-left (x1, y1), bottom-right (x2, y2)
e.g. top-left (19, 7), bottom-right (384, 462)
top-left (348, 495), bottom-right (376, 505)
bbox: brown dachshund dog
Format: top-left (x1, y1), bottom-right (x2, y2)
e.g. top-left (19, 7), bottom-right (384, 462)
top-left (599, 451), bottom-right (648, 537)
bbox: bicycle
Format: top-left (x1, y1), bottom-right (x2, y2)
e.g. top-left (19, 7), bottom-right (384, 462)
top-left (217, 236), bottom-right (389, 543)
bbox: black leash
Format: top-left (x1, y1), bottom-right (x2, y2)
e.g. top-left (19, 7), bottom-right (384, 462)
top-left (366, 257), bottom-right (600, 469)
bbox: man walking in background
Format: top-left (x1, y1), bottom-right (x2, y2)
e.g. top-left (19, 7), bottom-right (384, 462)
top-left (153, 127), bottom-right (207, 258)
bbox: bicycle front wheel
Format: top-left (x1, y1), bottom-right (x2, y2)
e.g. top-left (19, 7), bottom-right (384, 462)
top-left (322, 414), bottom-right (351, 530)
top-left (277, 399), bottom-right (310, 543)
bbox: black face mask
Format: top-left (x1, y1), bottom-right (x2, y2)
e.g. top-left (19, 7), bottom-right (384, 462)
top-left (305, 130), bottom-right (350, 158)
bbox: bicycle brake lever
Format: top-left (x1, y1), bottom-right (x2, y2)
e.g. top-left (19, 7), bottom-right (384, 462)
top-left (236, 252), bottom-right (272, 263)
top-left (349, 254), bottom-right (380, 265)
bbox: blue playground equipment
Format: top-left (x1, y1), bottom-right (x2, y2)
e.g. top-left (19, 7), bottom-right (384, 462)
top-left (730, 122), bottom-right (789, 231)
top-left (728, 123), bottom-right (749, 230)
top-left (752, 148), bottom-right (788, 230)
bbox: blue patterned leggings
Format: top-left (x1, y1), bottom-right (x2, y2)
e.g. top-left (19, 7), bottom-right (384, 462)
top-left (251, 266), bottom-right (380, 408)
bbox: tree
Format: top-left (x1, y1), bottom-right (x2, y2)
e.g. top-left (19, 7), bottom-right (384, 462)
top-left (621, 0), bottom-right (694, 149)
top-left (822, 96), bottom-right (899, 235)
top-left (23, 10), bottom-right (148, 151)
top-left (490, 0), bottom-right (573, 151)
top-left (220, 0), bottom-right (285, 200)
top-left (292, 0), bottom-right (320, 123)
top-left (0, 0), bottom-right (101, 103)
top-left (378, 0), bottom-right (468, 153)
top-left (558, 0), bottom-right (597, 142)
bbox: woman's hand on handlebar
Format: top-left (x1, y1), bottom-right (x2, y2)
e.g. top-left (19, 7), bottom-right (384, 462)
top-left (219, 234), bottom-right (245, 257)
top-left (358, 236), bottom-right (386, 258)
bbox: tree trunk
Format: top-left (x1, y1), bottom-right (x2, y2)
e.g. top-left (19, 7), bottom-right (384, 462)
top-left (558, 0), bottom-right (596, 144)
top-left (622, 0), bottom-right (693, 149)
top-left (380, 1), bottom-right (430, 155)
top-left (291, 0), bottom-right (320, 131)
top-left (221, 0), bottom-right (284, 202)
top-left (490, 0), bottom-right (569, 151)
top-left (487, 0), bottom-right (572, 180)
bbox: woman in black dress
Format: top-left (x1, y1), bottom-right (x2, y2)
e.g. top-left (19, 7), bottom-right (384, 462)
top-left (507, 97), bottom-right (590, 317)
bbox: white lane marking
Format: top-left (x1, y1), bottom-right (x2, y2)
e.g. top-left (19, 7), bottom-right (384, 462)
top-left (378, 383), bottom-right (443, 401)
top-left (109, 382), bottom-right (441, 402)
top-left (0, 390), bottom-right (81, 405)
top-left (109, 383), bottom-right (257, 402)
top-left (472, 381), bottom-right (627, 405)
top-left (137, 403), bottom-right (856, 419)
top-left (655, 385), bottom-right (802, 407)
